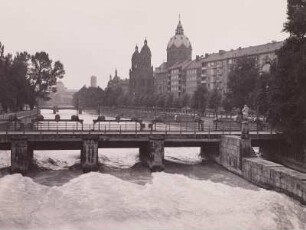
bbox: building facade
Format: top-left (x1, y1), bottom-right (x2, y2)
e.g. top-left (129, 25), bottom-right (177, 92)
top-left (42, 81), bottom-right (77, 107)
top-left (129, 40), bottom-right (154, 97)
top-left (185, 58), bottom-right (202, 96)
top-left (107, 69), bottom-right (129, 95)
top-left (201, 41), bottom-right (283, 95)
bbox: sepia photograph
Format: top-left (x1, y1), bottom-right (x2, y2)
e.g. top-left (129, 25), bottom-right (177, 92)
top-left (0, 0), bottom-right (305, 229)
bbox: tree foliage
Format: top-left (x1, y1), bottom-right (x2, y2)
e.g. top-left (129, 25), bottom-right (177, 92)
top-left (283, 0), bottom-right (306, 39)
top-left (267, 0), bottom-right (306, 160)
top-left (226, 56), bottom-right (259, 110)
top-left (191, 85), bottom-right (209, 114)
top-left (29, 52), bottom-right (65, 100)
top-left (208, 88), bottom-right (222, 116)
top-left (0, 42), bottom-right (65, 112)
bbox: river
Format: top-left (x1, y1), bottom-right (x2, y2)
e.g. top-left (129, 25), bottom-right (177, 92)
top-left (0, 109), bottom-right (305, 230)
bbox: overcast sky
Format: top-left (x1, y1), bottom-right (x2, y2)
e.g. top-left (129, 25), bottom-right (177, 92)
top-left (0, 0), bottom-right (288, 90)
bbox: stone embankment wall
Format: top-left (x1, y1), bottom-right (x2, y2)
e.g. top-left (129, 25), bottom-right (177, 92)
top-left (242, 158), bottom-right (306, 203)
top-left (219, 136), bottom-right (243, 175)
top-left (218, 135), bottom-right (306, 204)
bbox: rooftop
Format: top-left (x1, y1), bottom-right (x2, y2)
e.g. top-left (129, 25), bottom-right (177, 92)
top-left (204, 41), bottom-right (284, 62)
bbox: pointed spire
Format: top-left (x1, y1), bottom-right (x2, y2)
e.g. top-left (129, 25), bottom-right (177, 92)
top-left (176, 14), bottom-right (184, 35)
top-left (115, 68), bottom-right (118, 77)
top-left (144, 38), bottom-right (147, 46)
top-left (135, 44), bottom-right (138, 51)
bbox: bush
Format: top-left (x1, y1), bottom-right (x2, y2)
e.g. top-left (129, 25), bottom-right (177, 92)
top-left (55, 114), bottom-right (60, 121)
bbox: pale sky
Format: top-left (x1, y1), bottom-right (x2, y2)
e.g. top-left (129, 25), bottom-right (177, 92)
top-left (0, 0), bottom-right (288, 90)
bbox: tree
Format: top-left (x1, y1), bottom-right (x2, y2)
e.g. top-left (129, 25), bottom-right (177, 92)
top-left (28, 52), bottom-right (65, 100)
top-left (9, 52), bottom-right (36, 110)
top-left (267, 0), bottom-right (306, 160)
top-left (180, 93), bottom-right (191, 108)
top-left (284, 0), bottom-right (306, 39)
top-left (208, 89), bottom-right (222, 118)
top-left (191, 85), bottom-right (209, 114)
top-left (227, 56), bottom-right (259, 110)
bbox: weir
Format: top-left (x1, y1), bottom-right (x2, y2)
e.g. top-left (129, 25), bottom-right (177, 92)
top-left (0, 131), bottom-right (280, 174)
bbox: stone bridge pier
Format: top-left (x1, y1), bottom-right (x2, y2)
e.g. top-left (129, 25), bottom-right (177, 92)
top-left (11, 138), bottom-right (33, 174)
top-left (81, 138), bottom-right (98, 173)
top-left (140, 136), bottom-right (164, 172)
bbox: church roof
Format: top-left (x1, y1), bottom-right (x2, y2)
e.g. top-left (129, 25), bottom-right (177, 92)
top-left (140, 39), bottom-right (151, 57)
top-left (167, 19), bottom-right (192, 49)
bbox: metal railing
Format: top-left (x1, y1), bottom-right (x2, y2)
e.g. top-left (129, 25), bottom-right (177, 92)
top-left (0, 110), bottom-right (38, 121)
top-left (0, 119), bottom-right (274, 136)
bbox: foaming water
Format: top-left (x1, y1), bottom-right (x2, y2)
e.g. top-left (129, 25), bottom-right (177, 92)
top-left (0, 173), bottom-right (305, 230)
top-left (0, 109), bottom-right (305, 229)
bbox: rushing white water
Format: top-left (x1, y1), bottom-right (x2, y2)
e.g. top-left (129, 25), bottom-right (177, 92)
top-left (0, 109), bottom-right (305, 230)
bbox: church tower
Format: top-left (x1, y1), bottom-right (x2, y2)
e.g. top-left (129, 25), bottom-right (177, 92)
top-left (129, 40), bottom-right (154, 97)
top-left (167, 18), bottom-right (192, 66)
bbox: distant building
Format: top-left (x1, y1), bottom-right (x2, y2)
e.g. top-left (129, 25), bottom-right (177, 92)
top-left (107, 69), bottom-right (129, 94)
top-left (185, 57), bottom-right (202, 96)
top-left (129, 39), bottom-right (154, 97)
top-left (153, 17), bottom-right (283, 98)
top-left (90, 75), bottom-right (97, 88)
top-left (167, 18), bottom-right (192, 67)
top-left (169, 60), bottom-right (192, 98)
top-left (43, 81), bottom-right (77, 107)
top-left (154, 17), bottom-right (193, 98)
top-left (201, 41), bottom-right (284, 94)
top-left (154, 62), bottom-right (168, 95)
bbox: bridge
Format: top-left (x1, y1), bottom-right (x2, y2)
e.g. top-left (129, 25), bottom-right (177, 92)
top-left (0, 122), bottom-right (283, 174)
top-left (39, 105), bottom-right (82, 114)
top-left (40, 105), bottom-right (76, 110)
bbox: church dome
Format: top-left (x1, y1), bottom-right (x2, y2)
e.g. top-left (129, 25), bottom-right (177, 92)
top-left (167, 20), bottom-right (192, 49)
top-left (167, 35), bottom-right (192, 49)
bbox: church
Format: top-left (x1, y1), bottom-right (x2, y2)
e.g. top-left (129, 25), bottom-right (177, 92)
top-left (155, 18), bottom-right (193, 97)
top-left (129, 39), bottom-right (154, 97)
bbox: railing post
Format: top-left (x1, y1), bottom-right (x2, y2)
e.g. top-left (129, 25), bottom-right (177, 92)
top-left (180, 122), bottom-right (182, 134)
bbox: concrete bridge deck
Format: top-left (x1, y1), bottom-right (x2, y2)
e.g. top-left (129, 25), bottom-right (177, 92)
top-left (0, 125), bottom-right (283, 174)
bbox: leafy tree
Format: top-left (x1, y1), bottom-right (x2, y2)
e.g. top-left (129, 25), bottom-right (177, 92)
top-left (222, 97), bottom-right (233, 113)
top-left (28, 52), bottom-right (65, 100)
top-left (284, 0), bottom-right (306, 39)
top-left (208, 89), bottom-right (222, 118)
top-left (191, 85), bottom-right (209, 114)
top-left (9, 52), bottom-right (36, 110)
top-left (73, 86), bottom-right (105, 109)
top-left (227, 56), bottom-right (259, 110)
top-left (180, 93), bottom-right (191, 108)
top-left (157, 94), bottom-right (166, 108)
top-left (165, 93), bottom-right (174, 108)
top-left (267, 0), bottom-right (306, 160)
